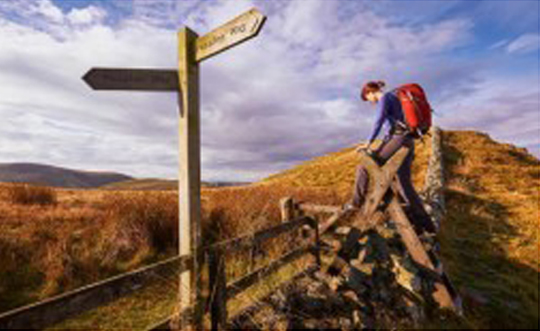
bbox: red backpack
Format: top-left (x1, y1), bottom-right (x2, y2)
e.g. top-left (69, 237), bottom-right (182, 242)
top-left (394, 83), bottom-right (432, 138)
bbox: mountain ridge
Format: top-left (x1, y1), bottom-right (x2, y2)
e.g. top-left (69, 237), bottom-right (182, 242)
top-left (0, 162), bottom-right (132, 188)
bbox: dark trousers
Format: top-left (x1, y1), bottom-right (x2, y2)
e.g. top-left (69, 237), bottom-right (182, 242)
top-left (352, 133), bottom-right (435, 233)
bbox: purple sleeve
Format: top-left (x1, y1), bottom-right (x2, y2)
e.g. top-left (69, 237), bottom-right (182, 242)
top-left (367, 94), bottom-right (387, 144)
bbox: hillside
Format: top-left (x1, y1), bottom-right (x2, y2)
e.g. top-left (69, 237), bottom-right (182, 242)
top-left (439, 130), bottom-right (539, 329)
top-left (256, 130), bottom-right (539, 329)
top-left (0, 163), bottom-right (131, 188)
top-left (0, 130), bottom-right (538, 329)
top-left (260, 137), bottom-right (432, 196)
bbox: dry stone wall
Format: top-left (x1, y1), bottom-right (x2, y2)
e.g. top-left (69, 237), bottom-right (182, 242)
top-left (422, 126), bottom-right (446, 232)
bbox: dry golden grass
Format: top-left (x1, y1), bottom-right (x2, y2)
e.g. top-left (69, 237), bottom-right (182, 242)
top-left (0, 138), bottom-right (431, 327)
top-left (5, 131), bottom-right (537, 329)
top-left (439, 130), bottom-right (539, 329)
top-left (260, 138), bottom-right (431, 198)
top-left (5, 183), bottom-right (57, 205)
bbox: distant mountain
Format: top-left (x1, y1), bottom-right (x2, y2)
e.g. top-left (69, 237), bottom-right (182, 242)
top-left (0, 163), bottom-right (132, 188)
top-left (101, 178), bottom-right (178, 191)
top-left (101, 178), bottom-right (250, 191)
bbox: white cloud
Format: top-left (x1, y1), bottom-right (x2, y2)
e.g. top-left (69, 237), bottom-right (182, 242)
top-left (0, 0), bottom-right (537, 182)
top-left (33, 0), bottom-right (64, 23)
top-left (67, 6), bottom-right (107, 25)
top-left (436, 74), bottom-right (540, 151)
top-left (506, 33), bottom-right (540, 54)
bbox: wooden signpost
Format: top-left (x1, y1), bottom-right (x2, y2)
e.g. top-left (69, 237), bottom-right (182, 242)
top-left (83, 8), bottom-right (266, 330)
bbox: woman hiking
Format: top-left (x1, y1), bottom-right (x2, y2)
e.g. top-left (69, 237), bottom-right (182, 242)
top-left (347, 80), bottom-right (435, 234)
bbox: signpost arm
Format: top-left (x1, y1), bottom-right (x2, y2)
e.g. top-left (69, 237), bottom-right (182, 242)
top-left (176, 27), bottom-right (203, 330)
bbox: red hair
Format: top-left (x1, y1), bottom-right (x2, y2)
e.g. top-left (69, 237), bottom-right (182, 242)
top-left (361, 80), bottom-right (386, 101)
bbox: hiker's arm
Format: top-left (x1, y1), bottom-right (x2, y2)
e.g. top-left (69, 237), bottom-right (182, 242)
top-left (366, 95), bottom-right (387, 148)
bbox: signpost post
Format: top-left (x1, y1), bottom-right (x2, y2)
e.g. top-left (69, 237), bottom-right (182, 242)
top-left (83, 8), bottom-right (266, 330)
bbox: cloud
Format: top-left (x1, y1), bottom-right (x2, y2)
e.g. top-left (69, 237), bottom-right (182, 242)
top-left (30, 0), bottom-right (64, 23)
top-left (436, 74), bottom-right (540, 152)
top-left (506, 33), bottom-right (540, 54)
top-left (67, 6), bottom-right (107, 25)
top-left (0, 0), bottom-right (537, 183)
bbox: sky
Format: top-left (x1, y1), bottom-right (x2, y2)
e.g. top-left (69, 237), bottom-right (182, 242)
top-left (0, 0), bottom-right (538, 181)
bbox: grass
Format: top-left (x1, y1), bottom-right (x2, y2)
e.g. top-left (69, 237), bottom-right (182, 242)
top-left (0, 138), bottom-right (430, 328)
top-left (1, 130), bottom-right (537, 329)
top-left (5, 183), bottom-right (57, 205)
top-left (438, 130), bottom-right (539, 329)
top-left (261, 137), bottom-right (431, 199)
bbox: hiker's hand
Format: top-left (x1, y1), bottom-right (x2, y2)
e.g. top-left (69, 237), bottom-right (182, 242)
top-left (355, 143), bottom-right (370, 153)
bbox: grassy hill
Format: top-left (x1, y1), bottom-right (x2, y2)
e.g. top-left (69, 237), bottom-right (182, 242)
top-left (259, 137), bottom-right (431, 197)
top-left (0, 163), bottom-right (131, 188)
top-left (0, 130), bottom-right (537, 329)
top-left (439, 131), bottom-right (539, 329)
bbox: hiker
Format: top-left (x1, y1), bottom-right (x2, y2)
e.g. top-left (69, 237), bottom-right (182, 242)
top-left (347, 80), bottom-right (436, 234)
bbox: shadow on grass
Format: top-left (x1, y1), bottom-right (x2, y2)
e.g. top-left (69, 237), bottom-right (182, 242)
top-left (440, 138), bottom-right (539, 329)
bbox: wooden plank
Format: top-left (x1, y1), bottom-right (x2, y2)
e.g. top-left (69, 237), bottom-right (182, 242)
top-left (209, 216), bottom-right (314, 253)
top-left (387, 197), bottom-right (456, 311)
top-left (297, 203), bottom-right (341, 214)
top-left (318, 210), bottom-right (348, 234)
top-left (253, 216), bottom-right (315, 244)
top-left (177, 27), bottom-right (203, 331)
top-left (195, 8), bottom-right (266, 62)
top-left (82, 68), bottom-right (178, 91)
top-left (226, 245), bottom-right (312, 299)
top-left (359, 147), bottom-right (409, 219)
top-left (0, 255), bottom-right (192, 330)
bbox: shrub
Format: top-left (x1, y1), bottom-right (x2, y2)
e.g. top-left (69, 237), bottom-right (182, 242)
top-left (5, 184), bottom-right (57, 206)
top-left (104, 192), bottom-right (178, 254)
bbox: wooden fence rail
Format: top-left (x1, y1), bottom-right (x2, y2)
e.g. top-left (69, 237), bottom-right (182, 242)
top-left (154, 214), bottom-right (321, 330)
top-left (0, 213), bottom-right (320, 330)
top-left (0, 254), bottom-right (192, 330)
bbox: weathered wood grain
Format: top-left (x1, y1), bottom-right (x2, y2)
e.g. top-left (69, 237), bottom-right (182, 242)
top-left (387, 197), bottom-right (456, 310)
top-left (280, 196), bottom-right (295, 222)
top-left (195, 8), bottom-right (266, 62)
top-left (297, 203), bottom-right (341, 214)
top-left (177, 26), bottom-right (203, 331)
top-left (359, 147), bottom-right (410, 219)
top-left (209, 216), bottom-right (315, 253)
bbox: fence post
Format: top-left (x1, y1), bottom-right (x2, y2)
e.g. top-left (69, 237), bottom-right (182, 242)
top-left (280, 197), bottom-right (295, 222)
top-left (208, 248), bottom-right (227, 330)
top-left (177, 27), bottom-right (203, 331)
top-left (312, 218), bottom-right (322, 268)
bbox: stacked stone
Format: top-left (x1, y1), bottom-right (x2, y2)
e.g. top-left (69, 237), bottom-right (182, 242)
top-left (422, 126), bottom-right (446, 232)
top-left (326, 222), bottom-right (437, 329)
top-left (232, 221), bottom-right (436, 329)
